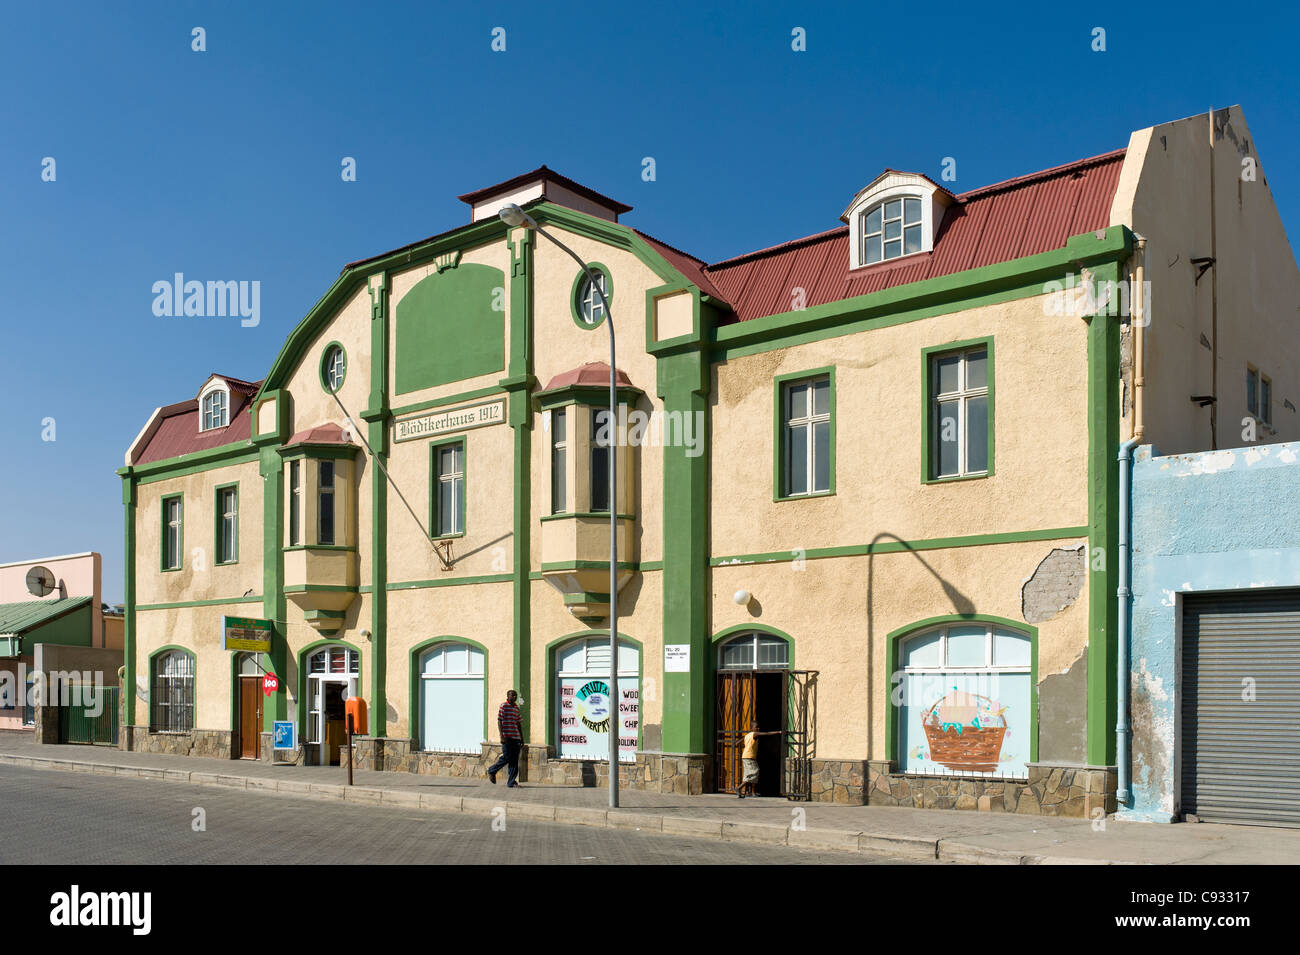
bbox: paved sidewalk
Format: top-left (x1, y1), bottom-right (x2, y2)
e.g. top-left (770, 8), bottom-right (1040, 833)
top-left (2, 734), bottom-right (1295, 864)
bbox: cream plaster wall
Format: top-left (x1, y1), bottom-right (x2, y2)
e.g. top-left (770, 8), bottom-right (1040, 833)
top-left (135, 459), bottom-right (264, 607)
top-left (710, 292), bottom-right (1091, 558)
top-left (1111, 106), bottom-right (1300, 454)
top-left (709, 537), bottom-right (1090, 760)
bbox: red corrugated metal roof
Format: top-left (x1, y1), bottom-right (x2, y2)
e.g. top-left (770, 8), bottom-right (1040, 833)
top-left (704, 148), bottom-right (1126, 322)
top-left (134, 377), bottom-right (261, 464)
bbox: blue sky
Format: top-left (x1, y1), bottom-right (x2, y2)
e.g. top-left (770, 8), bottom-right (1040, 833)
top-left (2, 1), bottom-right (1298, 603)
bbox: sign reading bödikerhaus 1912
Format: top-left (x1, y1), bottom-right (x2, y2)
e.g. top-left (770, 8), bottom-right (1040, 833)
top-left (393, 399), bottom-right (505, 442)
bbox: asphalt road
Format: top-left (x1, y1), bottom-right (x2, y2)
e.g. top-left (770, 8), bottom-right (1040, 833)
top-left (0, 766), bottom-right (927, 865)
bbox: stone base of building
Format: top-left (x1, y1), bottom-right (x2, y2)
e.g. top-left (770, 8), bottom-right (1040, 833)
top-left (803, 759), bottom-right (869, 803)
top-left (121, 724), bottom-right (233, 759)
top-left (338, 740), bottom-right (709, 794)
top-left (867, 760), bottom-right (1117, 816)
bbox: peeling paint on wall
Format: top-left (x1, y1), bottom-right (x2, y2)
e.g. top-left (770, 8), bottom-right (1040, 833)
top-left (1129, 656), bottom-right (1174, 816)
top-left (1037, 649), bottom-right (1086, 763)
top-left (1021, 544), bottom-right (1086, 624)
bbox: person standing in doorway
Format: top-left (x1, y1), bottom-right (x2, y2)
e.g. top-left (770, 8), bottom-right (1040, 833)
top-left (737, 723), bottom-right (783, 798)
top-left (487, 689), bottom-right (524, 787)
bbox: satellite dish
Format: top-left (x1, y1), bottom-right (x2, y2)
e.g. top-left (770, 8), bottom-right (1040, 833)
top-left (26, 566), bottom-right (56, 597)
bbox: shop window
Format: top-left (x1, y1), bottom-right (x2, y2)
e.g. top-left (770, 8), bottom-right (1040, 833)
top-left (418, 642), bottom-right (485, 752)
top-left (150, 650), bottom-right (195, 733)
top-left (896, 622), bottom-right (1031, 778)
top-left (555, 637), bottom-right (638, 761)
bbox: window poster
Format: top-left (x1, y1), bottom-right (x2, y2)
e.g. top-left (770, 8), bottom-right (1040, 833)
top-left (558, 677), bottom-right (638, 762)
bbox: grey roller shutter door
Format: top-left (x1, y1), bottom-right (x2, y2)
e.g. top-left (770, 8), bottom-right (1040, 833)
top-left (1181, 590), bottom-right (1300, 827)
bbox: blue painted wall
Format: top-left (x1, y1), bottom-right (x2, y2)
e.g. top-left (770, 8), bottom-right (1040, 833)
top-left (1127, 440), bottom-right (1300, 820)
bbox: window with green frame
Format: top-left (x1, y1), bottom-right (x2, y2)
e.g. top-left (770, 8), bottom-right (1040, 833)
top-left (432, 439), bottom-right (466, 537)
top-left (161, 495), bottom-right (183, 571)
top-left (924, 340), bottom-right (993, 481)
top-left (215, 485), bottom-right (238, 564)
top-left (775, 370), bottom-right (834, 498)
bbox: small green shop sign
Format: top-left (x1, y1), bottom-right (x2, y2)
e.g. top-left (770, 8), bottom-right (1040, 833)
top-left (222, 615), bottom-right (273, 653)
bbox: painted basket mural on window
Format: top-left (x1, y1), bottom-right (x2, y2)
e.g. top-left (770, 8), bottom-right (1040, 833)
top-left (922, 688), bottom-right (1007, 773)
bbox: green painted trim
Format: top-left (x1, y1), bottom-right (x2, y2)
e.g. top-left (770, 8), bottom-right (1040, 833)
top-left (563, 591), bottom-right (611, 605)
top-left (214, 481), bottom-right (239, 565)
top-left (251, 388), bottom-right (291, 446)
top-left (282, 584), bottom-right (357, 595)
top-left (282, 544), bottom-right (356, 553)
top-left (368, 269), bottom-right (390, 737)
top-left (133, 444), bottom-right (259, 485)
top-left (409, 636), bottom-right (490, 749)
top-left (644, 280), bottom-right (705, 356)
top-left (539, 511), bottom-right (636, 523)
top-left (318, 340), bottom-right (347, 395)
top-left (122, 474), bottom-right (138, 726)
top-left (259, 445), bottom-right (287, 730)
top-left (296, 638), bottom-right (364, 749)
top-left (710, 525), bottom-right (1089, 567)
top-left (137, 595), bottom-right (263, 611)
top-left (526, 561), bottom-right (661, 580)
top-left (389, 385), bottom-right (506, 419)
top-left (277, 445), bottom-right (358, 461)
top-left (543, 630), bottom-right (644, 752)
top-left (1085, 262), bottom-right (1122, 767)
top-left (772, 365), bottom-right (836, 500)
top-left (303, 608), bottom-right (346, 620)
top-left (921, 337), bottom-right (994, 483)
top-left (428, 434), bottom-right (467, 539)
top-left (539, 560), bottom-right (640, 572)
top-left (145, 644), bottom-right (197, 732)
top-left (160, 493), bottom-right (183, 572)
top-left (569, 261), bottom-right (612, 330)
top-left (386, 573), bottom-right (514, 592)
top-left (658, 346), bottom-right (711, 755)
top-left (531, 203), bottom-right (693, 290)
top-left (255, 218), bottom-right (507, 399)
top-left (507, 225), bottom-right (534, 740)
top-left (709, 623), bottom-right (797, 667)
top-left (883, 614), bottom-right (1039, 767)
top-left (712, 226), bottom-right (1134, 360)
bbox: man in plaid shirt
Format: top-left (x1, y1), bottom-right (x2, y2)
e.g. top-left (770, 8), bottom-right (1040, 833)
top-left (487, 689), bottom-right (524, 787)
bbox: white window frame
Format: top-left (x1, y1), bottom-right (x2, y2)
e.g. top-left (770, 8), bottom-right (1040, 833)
top-left (151, 650), bottom-right (195, 733)
top-left (324, 346), bottom-right (346, 392)
top-left (434, 441), bottom-right (465, 537)
top-left (555, 637), bottom-right (639, 762)
top-left (306, 646), bottom-right (359, 747)
top-left (217, 487), bottom-right (237, 564)
top-left (783, 375), bottom-right (831, 496)
top-left (717, 632), bottom-right (791, 670)
top-left (551, 408), bottom-right (567, 515)
top-left (860, 196), bottom-right (924, 265)
top-left (579, 272), bottom-right (608, 326)
top-left (931, 347), bottom-right (989, 479)
top-left (200, 389), bottom-right (229, 431)
top-left (418, 642), bottom-right (486, 753)
top-left (163, 496), bottom-right (183, 570)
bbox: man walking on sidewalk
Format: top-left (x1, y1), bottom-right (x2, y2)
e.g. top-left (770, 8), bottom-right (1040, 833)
top-left (487, 690), bottom-right (524, 787)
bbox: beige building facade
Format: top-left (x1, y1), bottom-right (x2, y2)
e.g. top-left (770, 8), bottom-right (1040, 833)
top-left (119, 108), bottom-right (1300, 812)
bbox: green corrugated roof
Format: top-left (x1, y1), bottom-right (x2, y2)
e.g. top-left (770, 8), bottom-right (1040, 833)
top-left (0, 597), bottom-right (93, 636)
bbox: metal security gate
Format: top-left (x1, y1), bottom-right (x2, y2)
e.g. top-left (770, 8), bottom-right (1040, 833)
top-left (715, 669), bottom-right (817, 799)
top-left (1181, 590), bottom-right (1300, 827)
top-left (59, 686), bottom-right (119, 746)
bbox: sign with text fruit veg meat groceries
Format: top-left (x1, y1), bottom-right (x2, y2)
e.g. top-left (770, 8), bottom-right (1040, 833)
top-left (558, 678), bottom-right (639, 762)
top-left (222, 615), bottom-right (273, 653)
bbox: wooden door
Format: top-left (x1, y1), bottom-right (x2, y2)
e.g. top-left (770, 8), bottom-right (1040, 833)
top-left (239, 676), bottom-right (262, 759)
top-left (714, 672), bottom-right (756, 793)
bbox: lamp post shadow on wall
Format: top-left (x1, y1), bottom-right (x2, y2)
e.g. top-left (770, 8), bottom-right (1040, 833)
top-left (499, 202), bottom-right (622, 808)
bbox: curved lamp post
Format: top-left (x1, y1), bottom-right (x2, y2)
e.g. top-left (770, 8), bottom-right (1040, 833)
top-left (499, 202), bottom-right (622, 808)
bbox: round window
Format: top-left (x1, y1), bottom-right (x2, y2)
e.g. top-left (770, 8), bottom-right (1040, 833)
top-left (321, 344), bottom-right (346, 393)
top-left (571, 266), bottom-right (611, 329)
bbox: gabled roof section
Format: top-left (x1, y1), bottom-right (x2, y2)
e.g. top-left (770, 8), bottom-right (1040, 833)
top-left (458, 165), bottom-right (633, 218)
top-left (131, 375), bottom-right (263, 465)
top-left (704, 148), bottom-right (1127, 322)
top-left (0, 596), bottom-right (93, 637)
top-left (840, 169), bottom-right (956, 221)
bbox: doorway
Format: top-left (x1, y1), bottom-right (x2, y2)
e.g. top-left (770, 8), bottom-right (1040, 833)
top-left (716, 670), bottom-right (786, 796)
top-left (234, 653), bottom-right (263, 760)
top-left (306, 646), bottom-right (359, 766)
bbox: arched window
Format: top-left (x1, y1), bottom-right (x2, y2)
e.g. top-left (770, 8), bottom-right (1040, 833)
top-left (150, 650), bottom-right (195, 732)
top-left (555, 637), bottom-right (638, 761)
top-left (418, 642), bottom-right (485, 752)
top-left (860, 196), bottom-right (924, 265)
top-left (896, 622), bottom-right (1032, 778)
top-left (717, 631), bottom-right (790, 670)
top-left (201, 390), bottom-right (228, 431)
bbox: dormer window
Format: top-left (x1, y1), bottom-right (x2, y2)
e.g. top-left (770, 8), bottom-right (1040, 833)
top-left (843, 171), bottom-right (953, 271)
top-left (861, 197), bottom-right (924, 265)
top-left (201, 390), bottom-right (228, 431)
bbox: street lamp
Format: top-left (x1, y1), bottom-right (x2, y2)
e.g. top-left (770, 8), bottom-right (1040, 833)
top-left (499, 202), bottom-right (622, 808)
